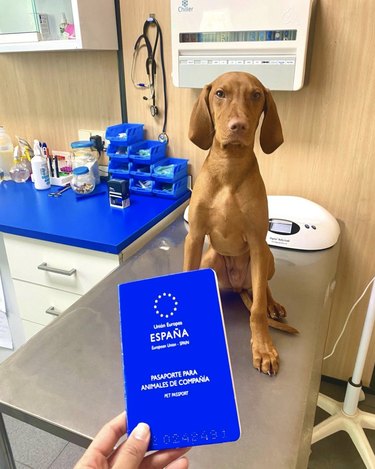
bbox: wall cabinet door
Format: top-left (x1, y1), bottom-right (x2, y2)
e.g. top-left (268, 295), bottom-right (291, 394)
top-left (0, 0), bottom-right (118, 52)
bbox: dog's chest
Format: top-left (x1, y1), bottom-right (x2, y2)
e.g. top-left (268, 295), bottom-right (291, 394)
top-left (205, 189), bottom-right (252, 255)
top-left (209, 186), bottom-right (250, 230)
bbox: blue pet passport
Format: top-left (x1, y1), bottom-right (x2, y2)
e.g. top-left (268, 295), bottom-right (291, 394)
top-left (118, 269), bottom-right (241, 450)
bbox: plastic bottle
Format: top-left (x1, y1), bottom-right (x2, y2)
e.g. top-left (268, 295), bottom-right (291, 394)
top-left (9, 146), bottom-right (30, 183)
top-left (0, 126), bottom-right (14, 178)
top-left (59, 12), bottom-right (68, 37)
top-left (31, 140), bottom-right (51, 190)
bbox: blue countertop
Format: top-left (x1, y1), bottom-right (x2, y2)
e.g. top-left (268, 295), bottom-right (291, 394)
top-left (0, 180), bottom-right (190, 254)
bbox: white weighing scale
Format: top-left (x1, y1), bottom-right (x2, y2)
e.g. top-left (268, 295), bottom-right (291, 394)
top-left (184, 196), bottom-right (340, 251)
top-left (267, 195), bottom-right (340, 250)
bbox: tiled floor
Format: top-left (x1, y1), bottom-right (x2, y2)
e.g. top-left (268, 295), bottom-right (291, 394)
top-left (3, 414), bottom-right (85, 468)
top-left (2, 379), bottom-right (375, 468)
top-left (308, 380), bottom-right (375, 468)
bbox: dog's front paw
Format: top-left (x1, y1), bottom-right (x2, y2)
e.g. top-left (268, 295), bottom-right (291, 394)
top-left (251, 340), bottom-right (279, 376)
top-left (267, 300), bottom-right (287, 320)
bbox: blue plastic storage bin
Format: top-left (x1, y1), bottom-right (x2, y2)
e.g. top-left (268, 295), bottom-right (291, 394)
top-left (130, 177), bottom-right (154, 196)
top-left (105, 123), bottom-right (144, 145)
top-left (106, 142), bottom-right (129, 161)
top-left (108, 160), bottom-right (132, 179)
top-left (128, 140), bottom-right (167, 164)
top-left (130, 161), bottom-right (152, 179)
top-left (152, 176), bottom-right (189, 199)
top-left (151, 157), bottom-right (188, 183)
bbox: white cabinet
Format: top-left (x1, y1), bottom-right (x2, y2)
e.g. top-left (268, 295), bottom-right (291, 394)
top-left (1, 201), bottom-right (188, 341)
top-left (0, 0), bottom-right (118, 53)
top-left (3, 233), bottom-right (120, 340)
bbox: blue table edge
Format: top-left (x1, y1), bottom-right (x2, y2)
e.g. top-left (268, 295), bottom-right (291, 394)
top-left (0, 191), bottom-right (191, 255)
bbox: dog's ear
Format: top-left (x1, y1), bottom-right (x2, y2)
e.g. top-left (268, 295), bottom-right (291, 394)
top-left (188, 84), bottom-right (214, 150)
top-left (260, 89), bottom-right (284, 154)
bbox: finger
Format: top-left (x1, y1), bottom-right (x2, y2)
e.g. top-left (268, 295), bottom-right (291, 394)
top-left (112, 422), bottom-right (150, 469)
top-left (74, 450), bottom-right (107, 469)
top-left (165, 456), bottom-right (189, 469)
top-left (87, 412), bottom-right (127, 458)
top-left (141, 447), bottom-right (191, 469)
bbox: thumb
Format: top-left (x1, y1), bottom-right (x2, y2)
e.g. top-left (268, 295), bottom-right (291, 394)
top-left (113, 422), bottom-right (150, 469)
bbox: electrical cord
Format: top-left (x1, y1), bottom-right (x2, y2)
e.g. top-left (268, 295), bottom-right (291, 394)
top-left (324, 275), bottom-right (375, 360)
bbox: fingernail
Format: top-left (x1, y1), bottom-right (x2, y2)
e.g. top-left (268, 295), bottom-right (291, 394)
top-left (134, 422), bottom-right (150, 441)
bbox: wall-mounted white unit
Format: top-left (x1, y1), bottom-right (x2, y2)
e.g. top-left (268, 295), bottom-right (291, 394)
top-left (170, 0), bottom-right (314, 90)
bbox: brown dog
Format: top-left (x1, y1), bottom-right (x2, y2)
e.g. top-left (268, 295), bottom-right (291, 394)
top-left (184, 71), bottom-right (296, 376)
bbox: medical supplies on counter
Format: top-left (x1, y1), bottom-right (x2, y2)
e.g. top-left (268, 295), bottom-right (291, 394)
top-left (105, 123), bottom-right (189, 199)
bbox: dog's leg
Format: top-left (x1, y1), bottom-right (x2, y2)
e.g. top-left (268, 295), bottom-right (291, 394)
top-left (244, 288), bottom-right (286, 319)
top-left (241, 289), bottom-right (298, 334)
top-left (200, 246), bottom-right (232, 289)
top-left (267, 286), bottom-right (287, 320)
top-left (183, 232), bottom-right (205, 271)
top-left (265, 249), bottom-right (287, 320)
top-left (248, 241), bottom-right (279, 375)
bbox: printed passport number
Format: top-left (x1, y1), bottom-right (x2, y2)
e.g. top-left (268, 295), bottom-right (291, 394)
top-left (154, 428), bottom-right (228, 447)
top-left (118, 269), bottom-right (241, 450)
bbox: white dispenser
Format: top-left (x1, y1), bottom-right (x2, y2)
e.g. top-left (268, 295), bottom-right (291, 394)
top-left (0, 126), bottom-right (14, 176)
top-left (170, 0), bottom-right (314, 90)
top-left (31, 140), bottom-right (51, 190)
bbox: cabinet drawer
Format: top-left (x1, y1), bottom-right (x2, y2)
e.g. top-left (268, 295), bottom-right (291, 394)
top-left (14, 279), bottom-right (81, 325)
top-left (4, 234), bottom-right (119, 295)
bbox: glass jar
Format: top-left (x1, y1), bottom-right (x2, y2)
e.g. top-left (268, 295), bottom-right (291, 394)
top-left (70, 140), bottom-right (100, 184)
top-left (70, 166), bottom-right (95, 195)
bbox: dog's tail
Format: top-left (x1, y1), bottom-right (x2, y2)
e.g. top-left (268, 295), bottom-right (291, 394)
top-left (267, 318), bottom-right (299, 334)
top-left (240, 290), bottom-right (299, 335)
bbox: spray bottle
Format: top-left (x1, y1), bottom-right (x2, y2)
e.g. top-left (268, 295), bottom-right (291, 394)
top-left (9, 146), bottom-right (30, 183)
top-left (31, 140), bottom-right (51, 190)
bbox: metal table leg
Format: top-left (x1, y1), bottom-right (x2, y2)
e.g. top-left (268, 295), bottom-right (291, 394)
top-left (0, 413), bottom-right (16, 469)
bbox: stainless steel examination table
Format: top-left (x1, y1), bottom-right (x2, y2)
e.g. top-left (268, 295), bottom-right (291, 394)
top-left (0, 217), bottom-right (340, 469)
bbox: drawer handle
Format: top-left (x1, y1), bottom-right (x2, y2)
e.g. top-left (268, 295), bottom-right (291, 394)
top-left (45, 306), bottom-right (60, 317)
top-left (38, 262), bottom-right (76, 276)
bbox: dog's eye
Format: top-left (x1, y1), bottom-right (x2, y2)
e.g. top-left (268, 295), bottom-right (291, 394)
top-left (215, 89), bottom-right (225, 98)
top-left (252, 91), bottom-right (262, 100)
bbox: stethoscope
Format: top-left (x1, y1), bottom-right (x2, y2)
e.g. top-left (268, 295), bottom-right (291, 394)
top-left (131, 16), bottom-right (168, 143)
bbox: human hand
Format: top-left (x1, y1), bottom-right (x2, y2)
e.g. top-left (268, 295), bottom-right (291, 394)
top-left (74, 412), bottom-right (190, 469)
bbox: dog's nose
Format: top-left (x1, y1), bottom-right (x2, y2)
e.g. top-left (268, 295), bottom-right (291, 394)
top-left (228, 118), bottom-right (247, 132)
